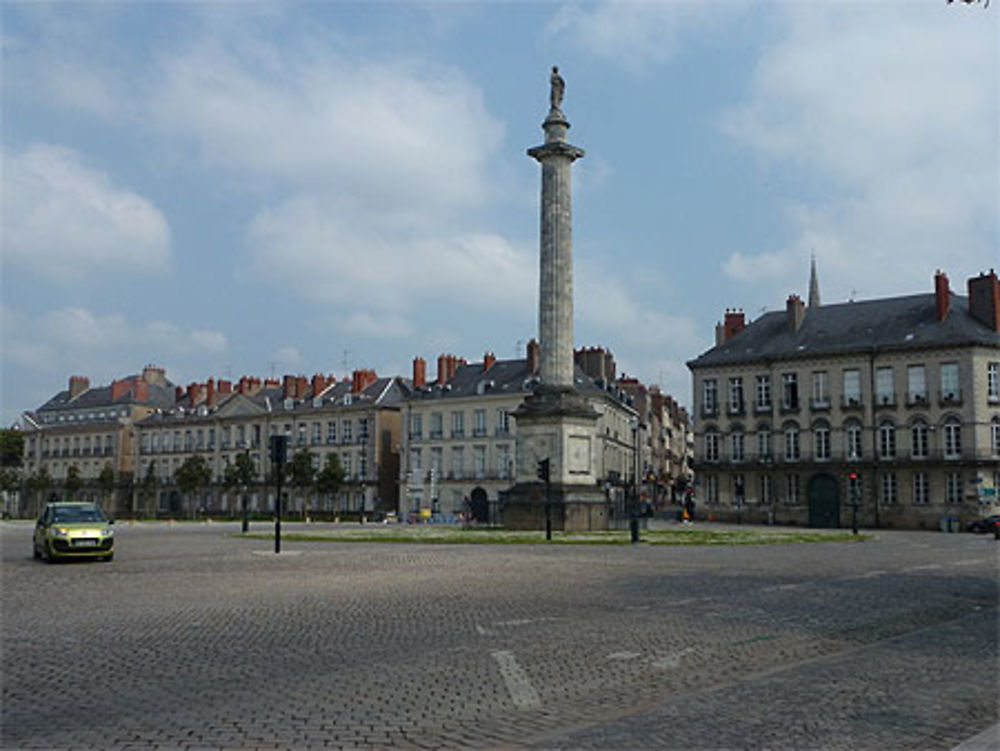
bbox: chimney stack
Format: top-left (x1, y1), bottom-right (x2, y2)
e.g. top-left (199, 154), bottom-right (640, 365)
top-left (218, 379), bottom-right (232, 395)
top-left (110, 379), bottom-right (130, 402)
top-left (526, 339), bottom-right (540, 375)
top-left (724, 309), bottom-right (746, 341)
top-left (352, 368), bottom-right (378, 394)
top-left (282, 375), bottom-right (297, 400)
top-left (786, 295), bottom-right (806, 333)
top-left (68, 375), bottom-right (90, 399)
top-left (715, 322), bottom-right (725, 346)
top-left (205, 378), bottom-right (215, 408)
top-left (187, 382), bottom-right (203, 408)
top-left (437, 354), bottom-right (449, 386)
top-left (413, 357), bottom-right (427, 389)
top-left (176, 386), bottom-right (185, 402)
top-left (935, 270), bottom-right (951, 322)
top-left (484, 352), bottom-right (496, 372)
top-left (967, 270), bottom-right (1000, 332)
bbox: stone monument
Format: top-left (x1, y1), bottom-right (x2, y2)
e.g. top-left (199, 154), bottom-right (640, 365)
top-left (502, 68), bottom-right (608, 532)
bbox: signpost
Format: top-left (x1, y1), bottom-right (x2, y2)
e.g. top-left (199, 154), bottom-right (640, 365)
top-left (269, 435), bottom-right (287, 554)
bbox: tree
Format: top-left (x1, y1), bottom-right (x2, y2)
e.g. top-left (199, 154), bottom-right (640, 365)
top-left (25, 467), bottom-right (52, 517)
top-left (314, 454), bottom-right (345, 515)
top-left (97, 463), bottom-right (116, 512)
top-left (223, 453), bottom-right (257, 517)
top-left (0, 429), bottom-right (24, 517)
top-left (140, 462), bottom-right (158, 518)
top-left (289, 449), bottom-right (317, 519)
top-left (64, 465), bottom-right (83, 499)
top-left (174, 455), bottom-right (212, 518)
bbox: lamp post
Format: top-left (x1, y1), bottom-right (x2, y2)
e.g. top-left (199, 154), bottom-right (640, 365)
top-left (241, 443), bottom-right (250, 534)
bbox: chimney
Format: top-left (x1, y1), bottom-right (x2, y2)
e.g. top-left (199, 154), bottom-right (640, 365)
top-left (141, 365), bottom-right (167, 386)
top-left (176, 385), bottom-right (185, 402)
top-left (967, 270), bottom-right (1000, 332)
top-left (133, 378), bottom-right (149, 403)
top-left (786, 295), bottom-right (805, 333)
top-left (527, 339), bottom-right (540, 375)
top-left (282, 375), bottom-right (296, 400)
top-left (205, 378), bottom-right (215, 408)
top-left (110, 379), bottom-right (130, 402)
top-left (188, 382), bottom-right (203, 408)
top-left (446, 355), bottom-right (460, 381)
top-left (724, 309), bottom-right (746, 341)
top-left (352, 368), bottom-right (377, 394)
top-left (68, 375), bottom-right (89, 399)
top-left (483, 352), bottom-right (496, 372)
top-left (935, 270), bottom-right (951, 322)
top-left (715, 322), bottom-right (725, 346)
top-left (437, 354), bottom-right (449, 385)
top-left (264, 378), bottom-right (279, 388)
top-left (217, 379), bottom-right (232, 395)
top-left (413, 357), bottom-right (427, 389)
top-left (311, 373), bottom-right (327, 397)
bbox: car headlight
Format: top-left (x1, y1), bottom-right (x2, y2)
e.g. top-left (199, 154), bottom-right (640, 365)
top-left (52, 527), bottom-right (70, 537)
top-left (102, 528), bottom-right (114, 537)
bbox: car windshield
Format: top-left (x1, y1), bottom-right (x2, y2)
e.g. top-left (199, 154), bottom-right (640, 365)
top-left (50, 507), bottom-right (107, 523)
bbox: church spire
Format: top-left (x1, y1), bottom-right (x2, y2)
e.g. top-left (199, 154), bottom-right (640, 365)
top-left (808, 253), bottom-right (821, 308)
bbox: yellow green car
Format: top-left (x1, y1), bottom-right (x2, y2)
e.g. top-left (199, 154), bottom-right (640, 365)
top-left (33, 502), bottom-right (115, 562)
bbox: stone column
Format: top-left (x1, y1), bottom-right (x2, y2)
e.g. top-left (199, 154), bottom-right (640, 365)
top-left (528, 109), bottom-right (584, 388)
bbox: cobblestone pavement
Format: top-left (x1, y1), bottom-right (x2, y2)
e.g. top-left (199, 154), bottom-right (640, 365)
top-left (2, 520), bottom-right (997, 750)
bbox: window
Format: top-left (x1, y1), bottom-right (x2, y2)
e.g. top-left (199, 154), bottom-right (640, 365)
top-left (473, 446), bottom-right (486, 479)
top-left (327, 421), bottom-right (337, 444)
top-left (409, 448), bottom-right (422, 472)
top-left (473, 409), bottom-right (487, 437)
top-left (989, 362), bottom-right (999, 402)
top-left (409, 414), bottom-right (422, 439)
top-left (184, 430), bottom-right (193, 451)
top-left (702, 379), bottom-right (718, 415)
top-left (704, 475), bottom-right (718, 505)
top-left (430, 412), bottom-right (443, 439)
top-left (730, 430), bottom-right (745, 463)
top-left (757, 426), bottom-right (772, 461)
top-left (297, 424), bottom-right (307, 446)
top-left (781, 373), bottom-right (799, 410)
top-left (813, 423), bottom-right (831, 460)
top-left (728, 377), bottom-right (744, 414)
top-left (911, 420), bottom-right (929, 459)
top-left (341, 419), bottom-right (352, 443)
top-left (940, 363), bottom-right (960, 401)
top-left (759, 474), bottom-right (773, 504)
top-left (875, 367), bottom-right (894, 406)
top-left (497, 409), bottom-right (511, 435)
top-left (341, 453), bottom-right (352, 478)
top-left (843, 369), bottom-right (861, 406)
top-left (732, 474), bottom-right (746, 504)
top-left (878, 421), bottom-right (896, 459)
top-left (913, 472), bottom-right (929, 505)
top-left (196, 429), bottom-right (204, 449)
top-left (704, 431), bottom-right (720, 462)
top-left (756, 375), bottom-right (771, 411)
top-left (784, 425), bottom-right (800, 462)
top-left (880, 473), bottom-right (897, 505)
top-left (208, 428), bottom-right (215, 449)
top-left (846, 422), bottom-right (863, 460)
top-left (811, 371), bottom-right (829, 408)
top-left (992, 418), bottom-right (1000, 457)
top-left (943, 418), bottom-right (961, 458)
top-left (451, 411), bottom-right (464, 438)
top-left (946, 472), bottom-right (963, 504)
top-left (785, 474), bottom-right (800, 505)
top-left (907, 365), bottom-right (926, 403)
top-left (451, 447), bottom-right (464, 479)
top-left (429, 448), bottom-right (443, 484)
top-left (497, 445), bottom-right (511, 480)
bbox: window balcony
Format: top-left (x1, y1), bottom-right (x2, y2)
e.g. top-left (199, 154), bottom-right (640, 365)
top-left (429, 430), bottom-right (443, 440)
top-left (875, 394), bottom-right (896, 409)
top-left (938, 389), bottom-right (963, 406)
top-left (841, 396), bottom-right (863, 410)
top-left (810, 399), bottom-right (831, 412)
top-left (906, 391), bottom-right (928, 407)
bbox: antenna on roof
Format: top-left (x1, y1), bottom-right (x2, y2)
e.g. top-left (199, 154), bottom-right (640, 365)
top-left (341, 349), bottom-right (351, 372)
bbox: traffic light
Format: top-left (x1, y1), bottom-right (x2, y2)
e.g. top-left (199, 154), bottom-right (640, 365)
top-left (536, 458), bottom-right (550, 483)
top-left (269, 434), bottom-right (288, 466)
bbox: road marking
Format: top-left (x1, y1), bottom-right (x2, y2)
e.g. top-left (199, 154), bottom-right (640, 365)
top-left (901, 564), bottom-right (944, 573)
top-left (762, 583), bottom-right (802, 592)
top-left (475, 624), bottom-right (496, 636)
top-left (491, 650), bottom-right (541, 710)
top-left (650, 647), bottom-right (694, 669)
top-left (952, 559), bottom-right (990, 566)
top-left (494, 617), bottom-right (559, 627)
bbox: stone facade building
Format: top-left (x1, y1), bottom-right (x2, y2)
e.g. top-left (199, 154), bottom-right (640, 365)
top-left (687, 270), bottom-right (1000, 529)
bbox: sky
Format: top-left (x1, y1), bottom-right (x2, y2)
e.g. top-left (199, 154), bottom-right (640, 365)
top-left (2, 0), bottom-right (997, 426)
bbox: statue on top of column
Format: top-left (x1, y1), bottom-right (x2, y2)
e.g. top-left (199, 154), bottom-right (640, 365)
top-left (550, 66), bottom-right (565, 111)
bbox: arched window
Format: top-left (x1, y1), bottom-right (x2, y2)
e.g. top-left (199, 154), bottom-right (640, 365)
top-left (812, 420), bottom-right (831, 461)
top-left (845, 420), bottom-right (863, 460)
top-left (878, 420), bottom-right (896, 460)
top-left (910, 419), bottom-right (929, 459)
top-left (784, 423), bottom-right (800, 462)
top-left (942, 417), bottom-right (962, 459)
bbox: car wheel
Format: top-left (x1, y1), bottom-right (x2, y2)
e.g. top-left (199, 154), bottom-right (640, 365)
top-left (33, 542), bottom-right (41, 559)
top-left (41, 542), bottom-right (55, 563)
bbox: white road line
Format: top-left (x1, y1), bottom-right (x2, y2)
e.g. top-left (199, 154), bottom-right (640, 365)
top-left (901, 564), bottom-right (944, 573)
top-left (605, 651), bottom-right (641, 661)
top-left (491, 650), bottom-right (541, 710)
top-left (762, 583), bottom-right (802, 592)
top-left (475, 624), bottom-right (496, 636)
top-left (494, 617), bottom-right (559, 627)
top-left (952, 559), bottom-right (990, 566)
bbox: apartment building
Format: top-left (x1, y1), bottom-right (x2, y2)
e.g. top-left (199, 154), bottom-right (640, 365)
top-left (400, 343), bottom-right (638, 522)
top-left (687, 270), bottom-right (1000, 529)
top-left (134, 370), bottom-right (406, 518)
top-left (18, 366), bottom-right (176, 515)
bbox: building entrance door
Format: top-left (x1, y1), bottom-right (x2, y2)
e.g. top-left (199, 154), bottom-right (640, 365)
top-left (470, 487), bottom-right (489, 523)
top-left (807, 473), bottom-right (840, 528)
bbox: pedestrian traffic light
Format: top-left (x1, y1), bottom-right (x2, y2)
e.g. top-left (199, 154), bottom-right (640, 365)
top-left (536, 458), bottom-right (550, 483)
top-left (269, 434), bottom-right (288, 466)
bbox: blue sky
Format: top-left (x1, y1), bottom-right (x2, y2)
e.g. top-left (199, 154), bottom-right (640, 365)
top-left (2, 1), bottom-right (997, 426)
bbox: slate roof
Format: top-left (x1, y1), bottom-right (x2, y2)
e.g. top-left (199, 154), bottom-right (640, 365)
top-left (409, 357), bottom-right (635, 409)
top-left (688, 293), bottom-right (1000, 369)
top-left (34, 374), bottom-right (176, 416)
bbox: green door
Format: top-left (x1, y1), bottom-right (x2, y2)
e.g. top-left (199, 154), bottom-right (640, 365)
top-left (808, 473), bottom-right (840, 529)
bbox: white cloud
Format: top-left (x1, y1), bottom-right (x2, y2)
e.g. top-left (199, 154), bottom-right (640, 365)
top-left (720, 5), bottom-right (998, 301)
top-left (271, 346), bottom-right (302, 369)
top-left (339, 313), bottom-right (414, 339)
top-left (2, 144), bottom-right (171, 281)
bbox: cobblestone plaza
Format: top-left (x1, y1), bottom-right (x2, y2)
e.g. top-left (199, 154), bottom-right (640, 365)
top-left (2, 521), bottom-right (997, 750)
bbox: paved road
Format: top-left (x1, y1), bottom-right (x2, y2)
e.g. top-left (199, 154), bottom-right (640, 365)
top-left (2, 520), bottom-right (997, 750)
